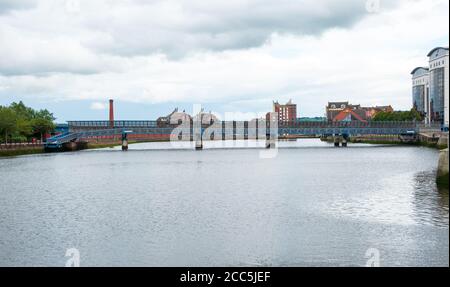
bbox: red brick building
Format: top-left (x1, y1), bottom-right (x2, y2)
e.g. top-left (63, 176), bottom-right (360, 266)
top-left (267, 100), bottom-right (297, 122)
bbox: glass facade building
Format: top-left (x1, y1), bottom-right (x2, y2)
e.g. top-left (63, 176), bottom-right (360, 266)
top-left (429, 67), bottom-right (446, 123)
top-left (412, 47), bottom-right (449, 126)
top-left (411, 67), bottom-right (429, 121)
top-left (412, 85), bottom-right (426, 113)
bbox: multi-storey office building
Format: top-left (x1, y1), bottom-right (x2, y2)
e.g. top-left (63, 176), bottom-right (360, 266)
top-left (428, 47), bottom-right (449, 127)
top-left (412, 47), bottom-right (449, 127)
top-left (411, 67), bottom-right (430, 123)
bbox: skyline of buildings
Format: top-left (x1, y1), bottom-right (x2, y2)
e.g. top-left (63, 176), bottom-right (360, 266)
top-left (325, 102), bottom-right (394, 122)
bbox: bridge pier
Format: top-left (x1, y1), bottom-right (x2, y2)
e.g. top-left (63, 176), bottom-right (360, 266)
top-left (195, 129), bottom-right (203, 150)
top-left (333, 135), bottom-right (348, 147)
top-left (334, 136), bottom-right (340, 147)
top-left (195, 138), bottom-right (203, 150)
top-left (121, 132), bottom-right (129, 151)
top-left (122, 139), bottom-right (128, 151)
top-left (342, 134), bottom-right (349, 147)
top-left (65, 141), bottom-right (78, 151)
top-left (266, 136), bottom-right (276, 149)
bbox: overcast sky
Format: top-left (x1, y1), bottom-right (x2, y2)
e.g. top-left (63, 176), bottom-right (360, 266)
top-left (0, 0), bottom-right (448, 121)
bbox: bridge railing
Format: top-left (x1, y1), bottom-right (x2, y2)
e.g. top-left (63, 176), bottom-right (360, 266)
top-left (278, 120), bottom-right (418, 129)
top-left (68, 120), bottom-right (158, 129)
top-left (54, 120), bottom-right (421, 145)
top-left (46, 132), bottom-right (81, 145)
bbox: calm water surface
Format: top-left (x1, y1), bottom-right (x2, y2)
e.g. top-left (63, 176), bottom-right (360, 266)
top-left (0, 139), bottom-right (448, 266)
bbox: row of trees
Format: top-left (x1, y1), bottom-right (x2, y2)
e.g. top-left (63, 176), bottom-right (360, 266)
top-left (0, 102), bottom-right (55, 144)
top-left (372, 109), bottom-right (423, 122)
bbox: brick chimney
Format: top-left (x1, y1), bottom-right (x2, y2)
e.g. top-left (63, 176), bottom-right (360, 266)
top-left (109, 99), bottom-right (114, 127)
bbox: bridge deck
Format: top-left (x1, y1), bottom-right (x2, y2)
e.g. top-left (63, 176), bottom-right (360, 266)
top-left (45, 120), bottom-right (420, 148)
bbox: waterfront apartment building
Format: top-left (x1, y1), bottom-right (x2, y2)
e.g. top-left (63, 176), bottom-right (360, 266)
top-left (429, 47), bottom-right (449, 126)
top-left (411, 67), bottom-right (430, 122)
top-left (272, 100), bottom-right (297, 122)
top-left (412, 47), bottom-right (449, 127)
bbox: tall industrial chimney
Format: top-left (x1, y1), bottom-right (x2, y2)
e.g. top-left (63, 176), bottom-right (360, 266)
top-left (109, 99), bottom-right (114, 127)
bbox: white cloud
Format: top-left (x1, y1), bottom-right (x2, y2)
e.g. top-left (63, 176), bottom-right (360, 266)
top-left (0, 0), bottom-right (448, 117)
top-left (0, 0), bottom-right (36, 14)
top-left (90, 101), bottom-right (107, 110)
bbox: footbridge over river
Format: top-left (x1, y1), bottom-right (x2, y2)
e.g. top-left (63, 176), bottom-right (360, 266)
top-left (44, 120), bottom-right (420, 151)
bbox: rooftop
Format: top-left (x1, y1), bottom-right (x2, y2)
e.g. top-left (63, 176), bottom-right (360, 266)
top-left (411, 67), bottom-right (429, 75)
top-left (427, 47), bottom-right (449, 57)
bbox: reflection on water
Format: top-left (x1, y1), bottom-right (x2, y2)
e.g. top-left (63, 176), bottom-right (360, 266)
top-left (100, 139), bottom-right (385, 151)
top-left (0, 139), bottom-right (448, 267)
top-left (413, 171), bottom-right (449, 228)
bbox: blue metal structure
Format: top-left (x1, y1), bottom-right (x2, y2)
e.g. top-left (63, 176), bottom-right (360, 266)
top-left (54, 123), bottom-right (69, 134)
top-left (45, 132), bottom-right (81, 149)
top-left (67, 120), bottom-right (158, 129)
top-left (44, 120), bottom-right (420, 150)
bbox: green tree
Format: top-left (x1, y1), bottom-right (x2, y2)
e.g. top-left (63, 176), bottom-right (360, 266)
top-left (33, 109), bottom-right (56, 142)
top-left (0, 107), bottom-right (17, 144)
top-left (32, 117), bottom-right (56, 142)
top-left (373, 109), bottom-right (423, 122)
top-left (10, 101), bottom-right (36, 120)
top-left (15, 118), bottom-right (33, 140)
top-left (0, 102), bottom-right (56, 143)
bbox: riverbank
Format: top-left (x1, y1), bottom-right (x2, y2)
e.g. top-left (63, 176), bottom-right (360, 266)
top-left (0, 143), bottom-right (45, 157)
top-left (0, 147), bottom-right (44, 157)
top-left (437, 174), bottom-right (449, 189)
top-left (350, 139), bottom-right (448, 150)
top-left (344, 134), bottom-right (448, 150)
top-left (86, 139), bottom-right (171, 150)
top-left (437, 149), bottom-right (449, 189)
top-left (0, 140), bottom-right (172, 157)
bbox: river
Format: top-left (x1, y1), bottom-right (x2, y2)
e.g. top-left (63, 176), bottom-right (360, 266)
top-left (0, 139), bottom-right (448, 266)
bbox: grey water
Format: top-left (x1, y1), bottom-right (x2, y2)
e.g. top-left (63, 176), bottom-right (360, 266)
top-left (0, 139), bottom-right (448, 266)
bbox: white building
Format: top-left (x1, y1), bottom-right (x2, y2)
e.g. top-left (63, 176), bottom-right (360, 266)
top-left (428, 47), bottom-right (449, 128)
top-left (412, 47), bottom-right (449, 128)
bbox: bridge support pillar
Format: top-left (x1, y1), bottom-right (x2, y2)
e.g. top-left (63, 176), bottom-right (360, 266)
top-left (122, 132), bottom-right (129, 151)
top-left (334, 136), bottom-right (340, 147)
top-left (195, 131), bottom-right (203, 150)
top-left (195, 139), bottom-right (203, 150)
top-left (65, 141), bottom-right (78, 151)
top-left (266, 136), bottom-right (276, 149)
top-left (122, 139), bottom-right (128, 151)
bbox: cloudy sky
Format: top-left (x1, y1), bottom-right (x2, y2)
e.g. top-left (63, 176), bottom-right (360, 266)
top-left (0, 0), bottom-right (448, 121)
